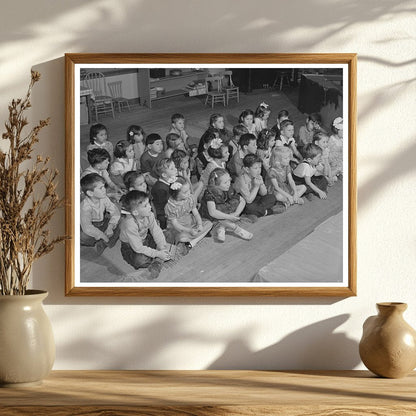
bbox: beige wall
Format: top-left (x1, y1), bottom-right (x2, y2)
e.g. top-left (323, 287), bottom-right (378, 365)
top-left (0, 0), bottom-right (415, 370)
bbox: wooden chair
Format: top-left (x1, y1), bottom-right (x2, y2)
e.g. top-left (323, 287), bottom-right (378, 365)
top-left (108, 81), bottom-right (131, 113)
top-left (204, 75), bottom-right (226, 108)
top-left (83, 72), bottom-right (115, 121)
top-left (272, 69), bottom-right (291, 91)
top-left (221, 70), bottom-right (239, 105)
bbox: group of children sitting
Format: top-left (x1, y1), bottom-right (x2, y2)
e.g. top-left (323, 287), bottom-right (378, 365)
top-left (80, 102), bottom-right (344, 280)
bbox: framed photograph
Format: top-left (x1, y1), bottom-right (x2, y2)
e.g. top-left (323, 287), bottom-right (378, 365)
top-left (65, 53), bottom-right (356, 296)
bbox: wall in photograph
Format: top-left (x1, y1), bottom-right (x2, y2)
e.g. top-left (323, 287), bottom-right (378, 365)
top-left (0, 1), bottom-right (414, 370)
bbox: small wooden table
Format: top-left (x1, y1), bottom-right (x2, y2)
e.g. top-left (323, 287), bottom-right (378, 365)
top-left (1, 370), bottom-right (415, 415)
top-left (80, 86), bottom-right (94, 124)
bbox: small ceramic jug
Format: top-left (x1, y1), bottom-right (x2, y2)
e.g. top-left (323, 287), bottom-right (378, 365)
top-left (359, 302), bottom-right (416, 378)
top-left (0, 290), bottom-right (55, 386)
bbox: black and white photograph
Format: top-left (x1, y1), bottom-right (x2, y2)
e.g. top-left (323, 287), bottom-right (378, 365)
top-left (65, 54), bottom-right (356, 296)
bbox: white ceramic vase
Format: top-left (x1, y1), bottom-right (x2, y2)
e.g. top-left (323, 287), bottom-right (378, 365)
top-left (0, 290), bottom-right (55, 387)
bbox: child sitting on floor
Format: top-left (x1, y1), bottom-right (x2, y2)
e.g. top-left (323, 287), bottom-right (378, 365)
top-left (200, 113), bottom-right (232, 147)
top-left (198, 138), bottom-right (229, 198)
top-left (313, 132), bottom-right (333, 184)
top-left (80, 173), bottom-right (120, 255)
top-left (140, 133), bottom-right (165, 186)
top-left (171, 149), bottom-right (192, 184)
top-left (195, 131), bottom-right (216, 179)
top-left (256, 129), bottom-right (276, 173)
top-left (328, 117), bottom-right (344, 179)
top-left (239, 109), bottom-right (256, 136)
top-left (119, 190), bottom-right (171, 280)
top-left (110, 140), bottom-right (136, 189)
top-left (165, 132), bottom-right (184, 159)
top-left (165, 176), bottom-right (213, 249)
top-left (151, 158), bottom-right (178, 229)
top-left (169, 113), bottom-right (197, 175)
top-left (123, 170), bottom-right (148, 193)
top-left (87, 123), bottom-right (114, 160)
top-left (171, 148), bottom-right (205, 197)
top-left (199, 168), bottom-right (252, 243)
top-left (210, 113), bottom-right (232, 144)
top-left (234, 154), bottom-right (278, 217)
top-left (276, 119), bottom-right (302, 162)
top-left (123, 170), bottom-right (157, 218)
top-left (169, 113), bottom-right (192, 154)
top-left (229, 124), bottom-right (249, 157)
top-left (227, 133), bottom-right (257, 180)
top-left (270, 109), bottom-right (290, 137)
top-left (81, 148), bottom-right (121, 195)
top-left (254, 102), bottom-right (271, 136)
top-left (267, 147), bottom-right (306, 207)
top-left (292, 143), bottom-right (328, 200)
top-left (127, 125), bottom-right (146, 171)
top-left (298, 113), bottom-right (323, 148)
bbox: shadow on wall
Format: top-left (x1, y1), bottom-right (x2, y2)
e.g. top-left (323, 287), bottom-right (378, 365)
top-left (23, 0), bottom-right (415, 305)
top-left (1, 1), bottom-right (413, 49)
top-left (31, 53), bottom-right (416, 304)
top-left (0, 0), bottom-right (414, 97)
top-left (53, 309), bottom-right (359, 370)
top-left (208, 314), bottom-right (360, 370)
top-left (358, 139), bottom-right (416, 209)
top-left (54, 309), bottom-right (216, 369)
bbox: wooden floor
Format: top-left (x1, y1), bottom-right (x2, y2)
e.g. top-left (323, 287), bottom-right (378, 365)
top-left (79, 86), bottom-right (344, 284)
top-left (256, 211), bottom-right (342, 283)
top-left (80, 87), bottom-right (306, 169)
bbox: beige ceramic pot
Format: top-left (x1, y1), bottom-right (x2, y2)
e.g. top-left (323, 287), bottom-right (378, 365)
top-left (0, 290), bottom-right (55, 387)
top-left (359, 302), bottom-right (416, 378)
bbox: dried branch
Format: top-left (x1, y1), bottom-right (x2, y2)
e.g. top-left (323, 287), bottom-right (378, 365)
top-left (0, 71), bottom-right (67, 296)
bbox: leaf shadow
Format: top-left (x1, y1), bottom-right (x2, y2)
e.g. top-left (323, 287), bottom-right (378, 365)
top-left (207, 314), bottom-right (360, 370)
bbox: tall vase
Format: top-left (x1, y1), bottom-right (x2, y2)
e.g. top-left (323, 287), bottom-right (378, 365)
top-left (0, 290), bottom-right (55, 387)
top-left (359, 302), bottom-right (416, 378)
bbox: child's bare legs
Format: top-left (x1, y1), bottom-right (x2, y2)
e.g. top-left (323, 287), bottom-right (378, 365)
top-left (294, 184), bottom-right (306, 205)
top-left (215, 220), bottom-right (252, 242)
top-left (274, 192), bottom-right (290, 208)
top-left (232, 224), bottom-right (253, 240)
top-left (296, 184), bottom-right (306, 197)
top-left (176, 220), bottom-right (213, 248)
top-left (192, 181), bottom-right (204, 201)
top-left (326, 176), bottom-right (335, 187)
top-left (213, 221), bottom-right (228, 243)
top-left (189, 221), bottom-right (213, 247)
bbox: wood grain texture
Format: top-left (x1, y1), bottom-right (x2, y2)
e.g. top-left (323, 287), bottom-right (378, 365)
top-left (65, 53), bottom-right (358, 64)
top-left (64, 53), bottom-right (357, 297)
top-left (65, 286), bottom-right (356, 297)
top-left (348, 54), bottom-right (358, 297)
top-left (3, 405), bottom-right (416, 416)
top-left (0, 370), bottom-right (414, 416)
top-left (65, 54), bottom-right (76, 296)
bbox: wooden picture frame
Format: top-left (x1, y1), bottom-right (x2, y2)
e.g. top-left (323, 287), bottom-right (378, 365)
top-left (65, 53), bottom-right (356, 297)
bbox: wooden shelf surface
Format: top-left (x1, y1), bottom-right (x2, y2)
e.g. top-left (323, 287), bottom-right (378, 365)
top-left (149, 70), bottom-right (208, 83)
top-left (1, 370), bottom-right (415, 415)
top-left (151, 89), bottom-right (188, 100)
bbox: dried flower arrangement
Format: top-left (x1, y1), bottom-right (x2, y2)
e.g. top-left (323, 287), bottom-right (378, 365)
top-left (0, 71), bottom-right (66, 295)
